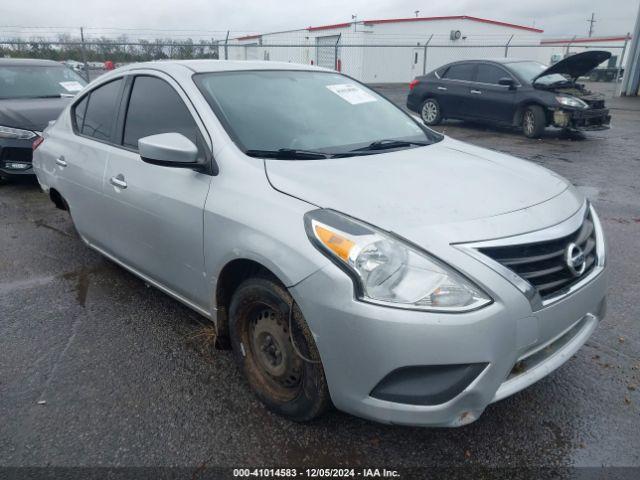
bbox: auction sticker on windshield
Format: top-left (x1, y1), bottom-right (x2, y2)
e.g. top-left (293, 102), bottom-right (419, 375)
top-left (59, 81), bottom-right (84, 92)
top-left (326, 84), bottom-right (377, 105)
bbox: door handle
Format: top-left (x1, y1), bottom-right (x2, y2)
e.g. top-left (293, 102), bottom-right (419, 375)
top-left (55, 156), bottom-right (67, 167)
top-left (437, 86), bottom-right (448, 91)
top-left (110, 175), bottom-right (127, 189)
top-left (470, 89), bottom-right (482, 95)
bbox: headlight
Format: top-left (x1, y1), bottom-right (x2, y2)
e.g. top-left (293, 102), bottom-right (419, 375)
top-left (555, 95), bottom-right (588, 109)
top-left (0, 125), bottom-right (37, 140)
top-left (304, 209), bottom-right (492, 312)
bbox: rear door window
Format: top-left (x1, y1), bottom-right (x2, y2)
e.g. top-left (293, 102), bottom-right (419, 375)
top-left (476, 64), bottom-right (510, 84)
top-left (122, 76), bottom-right (199, 150)
top-left (443, 63), bottom-right (476, 81)
top-left (80, 79), bottom-right (123, 142)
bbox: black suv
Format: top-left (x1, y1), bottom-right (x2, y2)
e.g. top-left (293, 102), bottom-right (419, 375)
top-left (407, 51), bottom-right (612, 138)
top-left (0, 58), bottom-right (87, 178)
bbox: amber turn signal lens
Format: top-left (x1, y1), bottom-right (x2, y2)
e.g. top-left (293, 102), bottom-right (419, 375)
top-left (314, 225), bottom-right (355, 261)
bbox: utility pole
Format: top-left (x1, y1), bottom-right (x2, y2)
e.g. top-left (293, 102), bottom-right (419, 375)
top-left (79, 27), bottom-right (89, 82)
top-left (224, 30), bottom-right (229, 60)
top-left (587, 13), bottom-right (596, 37)
top-left (352, 14), bottom-right (357, 32)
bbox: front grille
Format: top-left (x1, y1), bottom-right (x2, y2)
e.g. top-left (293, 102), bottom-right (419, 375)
top-left (587, 99), bottom-right (605, 109)
top-left (479, 212), bottom-right (597, 300)
top-left (1, 147), bottom-right (33, 163)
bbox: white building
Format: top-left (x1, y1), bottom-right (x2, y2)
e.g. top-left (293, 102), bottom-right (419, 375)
top-left (538, 35), bottom-right (632, 69)
top-left (227, 15), bottom-right (545, 82)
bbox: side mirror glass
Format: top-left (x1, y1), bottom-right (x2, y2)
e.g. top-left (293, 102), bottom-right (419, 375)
top-left (138, 132), bottom-right (199, 168)
top-left (498, 77), bottom-right (516, 88)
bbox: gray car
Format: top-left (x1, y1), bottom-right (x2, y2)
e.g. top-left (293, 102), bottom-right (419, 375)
top-left (33, 61), bottom-right (607, 427)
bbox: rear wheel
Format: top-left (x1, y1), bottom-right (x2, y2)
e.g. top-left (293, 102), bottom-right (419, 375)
top-left (420, 98), bottom-right (442, 126)
top-left (229, 276), bottom-right (330, 421)
top-left (522, 105), bottom-right (546, 138)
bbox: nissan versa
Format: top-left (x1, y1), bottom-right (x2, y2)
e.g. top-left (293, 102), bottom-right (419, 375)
top-left (33, 61), bottom-right (607, 427)
top-left (407, 51), bottom-right (612, 138)
top-left (0, 58), bottom-right (87, 178)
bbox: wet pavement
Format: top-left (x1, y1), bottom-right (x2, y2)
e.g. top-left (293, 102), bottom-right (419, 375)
top-left (1, 82), bottom-right (639, 469)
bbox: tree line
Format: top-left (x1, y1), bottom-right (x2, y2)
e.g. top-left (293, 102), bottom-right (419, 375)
top-left (0, 34), bottom-right (221, 63)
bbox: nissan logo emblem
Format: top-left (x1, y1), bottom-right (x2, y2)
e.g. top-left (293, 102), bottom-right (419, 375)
top-left (565, 243), bottom-right (586, 277)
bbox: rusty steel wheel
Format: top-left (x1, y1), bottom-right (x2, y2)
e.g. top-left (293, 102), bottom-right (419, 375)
top-left (229, 276), bottom-right (330, 421)
top-left (250, 308), bottom-right (303, 393)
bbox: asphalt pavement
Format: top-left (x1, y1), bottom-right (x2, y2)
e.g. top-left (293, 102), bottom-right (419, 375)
top-left (1, 81), bottom-right (639, 470)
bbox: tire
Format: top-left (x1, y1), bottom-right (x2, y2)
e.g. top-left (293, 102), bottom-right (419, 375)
top-left (229, 276), bottom-right (330, 422)
top-left (419, 98), bottom-right (442, 126)
top-left (522, 105), bottom-right (546, 138)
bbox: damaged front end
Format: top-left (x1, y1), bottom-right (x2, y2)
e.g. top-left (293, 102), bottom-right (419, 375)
top-left (549, 85), bottom-right (611, 132)
top-left (534, 51), bottom-right (612, 132)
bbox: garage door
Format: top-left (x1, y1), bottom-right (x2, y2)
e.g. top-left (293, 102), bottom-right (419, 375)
top-left (245, 44), bottom-right (258, 60)
top-left (316, 35), bottom-right (339, 70)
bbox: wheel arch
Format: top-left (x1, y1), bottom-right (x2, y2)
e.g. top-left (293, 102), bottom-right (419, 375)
top-left (213, 258), bottom-right (286, 346)
top-left (49, 188), bottom-right (68, 211)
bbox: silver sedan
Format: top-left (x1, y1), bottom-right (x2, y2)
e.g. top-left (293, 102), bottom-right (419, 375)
top-left (33, 60), bottom-right (607, 427)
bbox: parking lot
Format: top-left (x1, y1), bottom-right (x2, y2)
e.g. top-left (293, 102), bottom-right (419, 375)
top-left (1, 80), bottom-right (639, 470)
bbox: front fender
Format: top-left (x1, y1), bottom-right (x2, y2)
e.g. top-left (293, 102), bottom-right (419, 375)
top-left (203, 153), bottom-right (331, 310)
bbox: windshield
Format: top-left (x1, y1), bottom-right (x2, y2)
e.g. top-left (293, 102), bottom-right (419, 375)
top-left (506, 61), bottom-right (568, 86)
top-left (194, 70), bottom-right (440, 156)
top-left (0, 65), bottom-right (87, 99)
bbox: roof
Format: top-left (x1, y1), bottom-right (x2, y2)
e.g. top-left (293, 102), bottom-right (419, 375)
top-left (0, 58), bottom-right (63, 67)
top-left (116, 59), bottom-right (328, 74)
top-left (457, 57), bottom-right (534, 64)
top-left (541, 34), bottom-right (631, 45)
top-left (233, 14), bottom-right (544, 40)
top-left (360, 15), bottom-right (543, 33)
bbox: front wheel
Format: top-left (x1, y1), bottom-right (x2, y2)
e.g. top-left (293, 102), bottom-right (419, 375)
top-left (420, 98), bottom-right (442, 126)
top-left (522, 105), bottom-right (546, 138)
top-left (229, 276), bottom-right (330, 422)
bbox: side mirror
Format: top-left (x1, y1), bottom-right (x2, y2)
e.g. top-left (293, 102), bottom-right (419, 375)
top-left (138, 133), bottom-right (200, 169)
top-left (498, 77), bottom-right (516, 89)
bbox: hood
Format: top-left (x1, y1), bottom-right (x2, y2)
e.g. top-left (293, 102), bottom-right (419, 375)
top-left (0, 97), bottom-right (71, 131)
top-left (534, 50), bottom-right (611, 82)
top-left (265, 137), bottom-right (569, 234)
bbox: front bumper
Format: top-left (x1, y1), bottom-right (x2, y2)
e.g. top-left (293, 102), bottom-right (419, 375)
top-left (291, 253), bottom-right (606, 427)
top-left (553, 108), bottom-right (611, 131)
top-left (0, 137), bottom-right (36, 176)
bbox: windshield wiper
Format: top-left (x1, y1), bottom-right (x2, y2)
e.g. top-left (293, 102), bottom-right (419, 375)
top-left (245, 148), bottom-right (333, 160)
top-left (350, 139), bottom-right (430, 152)
top-left (245, 140), bottom-right (430, 160)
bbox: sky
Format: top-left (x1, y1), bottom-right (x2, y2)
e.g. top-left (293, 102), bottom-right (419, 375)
top-left (1, 0), bottom-right (638, 40)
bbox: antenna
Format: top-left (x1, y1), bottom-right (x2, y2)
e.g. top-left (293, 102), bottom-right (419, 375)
top-left (587, 12), bottom-right (596, 37)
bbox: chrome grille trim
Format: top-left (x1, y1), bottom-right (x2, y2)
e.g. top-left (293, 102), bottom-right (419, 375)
top-left (455, 202), bottom-right (605, 311)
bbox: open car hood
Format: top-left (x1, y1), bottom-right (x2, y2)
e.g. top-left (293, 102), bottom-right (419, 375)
top-left (534, 50), bottom-right (611, 82)
top-left (0, 97), bottom-right (71, 131)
